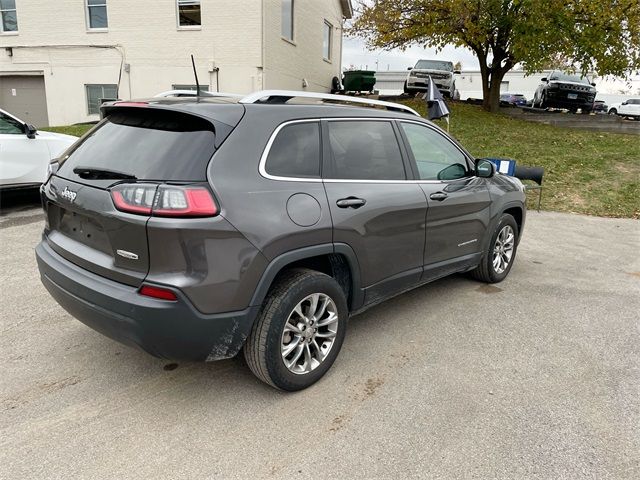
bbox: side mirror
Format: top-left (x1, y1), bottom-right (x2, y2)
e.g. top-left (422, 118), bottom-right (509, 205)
top-left (622, 101), bottom-right (628, 105)
top-left (541, 77), bottom-right (547, 82)
top-left (591, 82), bottom-right (596, 87)
top-left (475, 159), bottom-right (496, 178)
top-left (453, 70), bottom-right (461, 75)
top-left (437, 163), bottom-right (466, 181)
top-left (407, 67), bottom-right (413, 71)
top-left (24, 124), bottom-right (37, 139)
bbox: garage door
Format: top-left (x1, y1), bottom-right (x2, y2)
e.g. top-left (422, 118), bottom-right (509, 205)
top-left (0, 75), bottom-right (49, 128)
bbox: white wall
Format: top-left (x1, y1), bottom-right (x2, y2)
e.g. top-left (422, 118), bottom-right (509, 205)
top-left (0, 0), bottom-right (263, 125)
top-left (263, 0), bottom-right (344, 91)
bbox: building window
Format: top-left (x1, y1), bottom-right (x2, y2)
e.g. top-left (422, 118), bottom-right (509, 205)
top-left (323, 20), bottom-right (332, 60)
top-left (177, 0), bottom-right (201, 27)
top-left (86, 84), bottom-right (117, 115)
top-left (0, 0), bottom-right (18, 32)
top-left (281, 0), bottom-right (294, 41)
top-left (86, 0), bottom-right (108, 29)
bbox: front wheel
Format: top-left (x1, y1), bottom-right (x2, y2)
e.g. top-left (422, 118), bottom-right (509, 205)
top-left (470, 214), bottom-right (519, 283)
top-left (244, 269), bottom-right (348, 391)
top-left (608, 108), bottom-right (618, 115)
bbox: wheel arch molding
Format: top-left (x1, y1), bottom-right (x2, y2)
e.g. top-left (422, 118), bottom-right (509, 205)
top-left (249, 243), bottom-right (364, 313)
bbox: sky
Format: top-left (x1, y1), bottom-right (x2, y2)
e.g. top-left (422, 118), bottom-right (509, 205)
top-left (342, 37), bottom-right (478, 71)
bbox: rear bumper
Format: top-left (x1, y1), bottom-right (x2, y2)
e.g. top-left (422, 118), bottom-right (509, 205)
top-left (36, 240), bottom-right (259, 362)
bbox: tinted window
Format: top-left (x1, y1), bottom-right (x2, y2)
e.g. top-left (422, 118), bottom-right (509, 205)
top-left (58, 109), bottom-right (216, 182)
top-left (400, 122), bottom-right (468, 181)
top-left (0, 112), bottom-right (23, 134)
top-left (326, 121), bottom-right (406, 180)
top-left (265, 122), bottom-right (320, 178)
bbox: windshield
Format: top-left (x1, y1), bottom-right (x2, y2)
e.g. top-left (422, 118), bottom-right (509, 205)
top-left (414, 60), bottom-right (453, 72)
top-left (58, 108), bottom-right (217, 183)
top-left (549, 72), bottom-right (590, 84)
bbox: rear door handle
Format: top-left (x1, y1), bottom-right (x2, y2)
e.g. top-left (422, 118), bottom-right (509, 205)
top-left (429, 192), bottom-right (448, 201)
top-left (336, 197), bottom-right (366, 209)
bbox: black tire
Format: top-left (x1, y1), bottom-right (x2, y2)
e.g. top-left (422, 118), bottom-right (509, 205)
top-left (539, 92), bottom-right (547, 109)
top-left (244, 269), bottom-right (348, 391)
top-left (609, 108), bottom-right (617, 115)
top-left (330, 76), bottom-right (341, 94)
top-left (470, 214), bottom-right (519, 283)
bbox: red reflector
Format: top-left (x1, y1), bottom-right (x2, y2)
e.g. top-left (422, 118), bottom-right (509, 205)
top-left (139, 285), bottom-right (178, 301)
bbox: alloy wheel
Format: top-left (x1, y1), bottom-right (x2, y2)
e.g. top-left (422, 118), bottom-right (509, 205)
top-left (492, 225), bottom-right (515, 274)
top-left (281, 293), bottom-right (339, 375)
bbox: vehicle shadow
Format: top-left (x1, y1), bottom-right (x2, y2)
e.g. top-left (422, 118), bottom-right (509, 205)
top-left (0, 188), bottom-right (41, 216)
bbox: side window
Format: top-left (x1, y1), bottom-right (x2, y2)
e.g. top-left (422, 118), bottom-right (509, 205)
top-left (326, 121), bottom-right (406, 180)
top-left (400, 122), bottom-right (468, 181)
top-left (264, 122), bottom-right (320, 178)
top-left (0, 112), bottom-right (24, 134)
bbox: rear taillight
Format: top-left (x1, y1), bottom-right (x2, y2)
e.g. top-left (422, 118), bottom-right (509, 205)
top-left (110, 184), bottom-right (218, 217)
top-left (139, 285), bottom-right (178, 301)
top-left (111, 184), bottom-right (156, 214)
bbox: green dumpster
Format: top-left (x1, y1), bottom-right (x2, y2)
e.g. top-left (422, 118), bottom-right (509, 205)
top-left (342, 70), bottom-right (376, 93)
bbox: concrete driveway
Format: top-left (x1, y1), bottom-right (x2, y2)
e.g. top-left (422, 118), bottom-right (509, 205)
top-left (1, 204), bottom-right (639, 479)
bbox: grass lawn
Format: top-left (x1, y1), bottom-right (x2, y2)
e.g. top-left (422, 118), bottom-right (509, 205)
top-left (44, 103), bottom-right (639, 218)
top-left (403, 100), bottom-right (639, 219)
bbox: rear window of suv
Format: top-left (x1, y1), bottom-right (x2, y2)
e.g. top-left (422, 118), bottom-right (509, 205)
top-left (57, 108), bottom-right (217, 182)
top-left (264, 122), bottom-right (321, 178)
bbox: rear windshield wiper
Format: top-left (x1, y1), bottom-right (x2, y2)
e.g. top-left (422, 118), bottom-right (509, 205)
top-left (73, 166), bottom-right (137, 181)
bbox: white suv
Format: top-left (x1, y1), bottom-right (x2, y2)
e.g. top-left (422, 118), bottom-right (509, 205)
top-left (608, 98), bottom-right (640, 119)
top-left (405, 60), bottom-right (459, 97)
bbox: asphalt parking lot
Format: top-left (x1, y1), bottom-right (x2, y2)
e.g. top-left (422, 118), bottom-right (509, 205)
top-left (1, 198), bottom-right (639, 479)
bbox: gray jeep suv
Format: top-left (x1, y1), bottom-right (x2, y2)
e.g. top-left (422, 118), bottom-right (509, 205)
top-left (36, 91), bottom-right (526, 390)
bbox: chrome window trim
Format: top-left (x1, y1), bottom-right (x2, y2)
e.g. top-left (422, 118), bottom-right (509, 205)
top-left (259, 119), bottom-right (323, 183)
top-left (258, 117), bottom-right (469, 185)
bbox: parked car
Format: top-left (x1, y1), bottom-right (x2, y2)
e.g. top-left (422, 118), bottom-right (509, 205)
top-left (533, 71), bottom-right (597, 113)
top-left (500, 93), bottom-right (528, 107)
top-left (405, 60), bottom-right (460, 97)
top-left (608, 98), bottom-right (640, 119)
top-left (592, 100), bottom-right (608, 114)
top-left (0, 108), bottom-right (77, 190)
top-left (36, 91), bottom-right (526, 391)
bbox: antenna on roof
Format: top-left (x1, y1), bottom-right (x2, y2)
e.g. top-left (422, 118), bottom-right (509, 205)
top-left (191, 54), bottom-right (201, 97)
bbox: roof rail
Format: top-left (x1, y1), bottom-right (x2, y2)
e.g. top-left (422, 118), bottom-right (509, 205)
top-left (239, 90), bottom-right (421, 116)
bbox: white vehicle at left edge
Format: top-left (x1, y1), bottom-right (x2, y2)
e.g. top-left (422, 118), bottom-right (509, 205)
top-left (0, 108), bottom-right (78, 190)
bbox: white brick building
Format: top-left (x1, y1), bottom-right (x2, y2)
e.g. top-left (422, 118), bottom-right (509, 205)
top-left (0, 0), bottom-right (352, 126)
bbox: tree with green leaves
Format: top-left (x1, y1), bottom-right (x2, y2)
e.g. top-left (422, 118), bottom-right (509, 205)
top-left (351, 0), bottom-right (640, 112)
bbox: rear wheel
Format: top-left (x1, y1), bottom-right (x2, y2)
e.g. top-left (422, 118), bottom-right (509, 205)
top-left (470, 214), bottom-right (519, 283)
top-left (609, 108), bottom-right (618, 115)
top-left (244, 269), bottom-right (348, 391)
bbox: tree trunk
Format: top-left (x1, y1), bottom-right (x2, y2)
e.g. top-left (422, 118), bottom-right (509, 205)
top-left (481, 68), bottom-right (507, 113)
